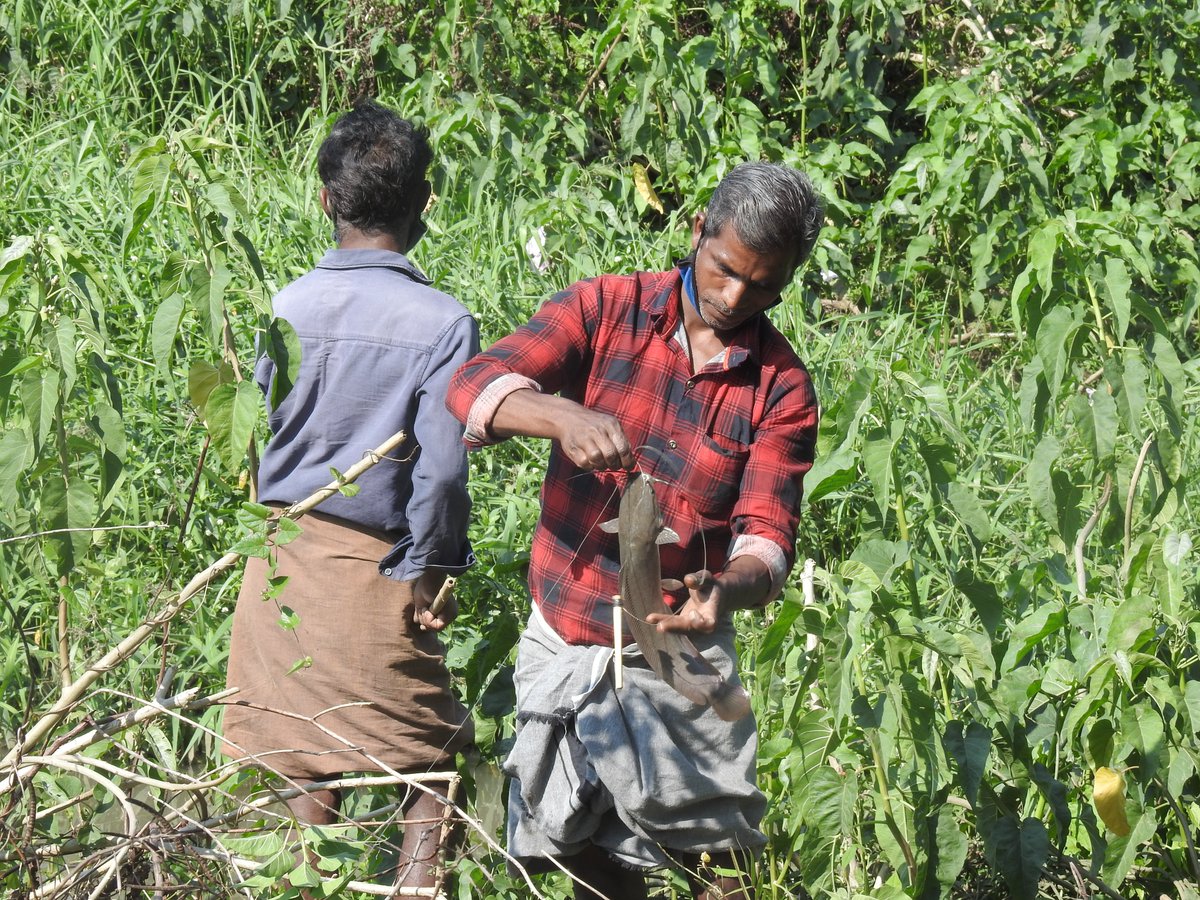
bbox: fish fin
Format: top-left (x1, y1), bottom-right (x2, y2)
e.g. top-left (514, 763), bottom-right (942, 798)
top-left (598, 517), bottom-right (620, 534)
top-left (660, 578), bottom-right (684, 591)
top-left (654, 526), bottom-right (681, 545)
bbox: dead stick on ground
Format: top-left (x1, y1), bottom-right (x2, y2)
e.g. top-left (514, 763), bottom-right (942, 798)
top-left (1, 429), bottom-right (408, 771)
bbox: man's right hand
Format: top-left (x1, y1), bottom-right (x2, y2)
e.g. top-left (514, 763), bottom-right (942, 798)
top-left (491, 389), bottom-right (635, 471)
top-left (553, 405), bottom-right (635, 471)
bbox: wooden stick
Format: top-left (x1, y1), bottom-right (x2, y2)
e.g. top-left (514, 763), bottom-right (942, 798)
top-left (416, 576), bottom-right (457, 633)
top-left (612, 594), bottom-right (624, 689)
top-left (1, 429), bottom-right (408, 770)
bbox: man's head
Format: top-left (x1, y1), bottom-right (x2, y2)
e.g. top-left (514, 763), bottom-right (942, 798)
top-left (317, 101), bottom-right (432, 251)
top-left (689, 163), bottom-right (824, 333)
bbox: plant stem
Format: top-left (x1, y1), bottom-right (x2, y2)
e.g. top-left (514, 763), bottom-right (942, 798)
top-left (1073, 473), bottom-right (1112, 602)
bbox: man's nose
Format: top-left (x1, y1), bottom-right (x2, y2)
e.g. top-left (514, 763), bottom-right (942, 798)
top-left (720, 279), bottom-right (750, 310)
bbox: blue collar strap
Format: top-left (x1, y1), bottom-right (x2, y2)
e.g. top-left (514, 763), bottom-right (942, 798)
top-left (682, 262), bottom-right (702, 315)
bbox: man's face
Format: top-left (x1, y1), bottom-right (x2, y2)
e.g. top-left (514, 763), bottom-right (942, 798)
top-left (690, 213), bottom-right (797, 333)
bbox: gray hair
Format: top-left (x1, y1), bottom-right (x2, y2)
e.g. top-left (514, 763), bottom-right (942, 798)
top-left (701, 162), bottom-right (824, 266)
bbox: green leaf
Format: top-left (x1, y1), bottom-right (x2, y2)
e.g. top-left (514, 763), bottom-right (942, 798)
top-left (1031, 763), bottom-right (1070, 845)
top-left (278, 606), bottom-right (301, 630)
top-left (990, 816), bottom-right (1049, 900)
top-left (756, 597), bottom-right (802, 672)
top-left (151, 293), bottom-right (187, 376)
top-left (1027, 435), bottom-right (1062, 535)
top-left (1150, 332), bottom-right (1185, 401)
top-left (862, 424), bottom-right (898, 522)
top-left (41, 475), bottom-right (99, 574)
top-left (123, 145), bottom-right (171, 254)
top-left (90, 401), bottom-right (127, 462)
top-left (0, 427), bottom-right (30, 504)
top-left (286, 656), bottom-right (313, 675)
top-left (1087, 719), bottom-right (1115, 768)
top-left (203, 380), bottom-right (259, 471)
top-left (947, 482), bottom-right (992, 542)
top-left (1105, 594), bottom-right (1154, 654)
top-left (51, 318), bottom-right (78, 398)
top-left (265, 316), bottom-right (301, 409)
top-left (943, 720), bottom-right (990, 808)
top-left (1071, 386), bottom-right (1117, 464)
top-left (1163, 531), bottom-right (1192, 567)
top-left (1120, 702), bottom-right (1165, 765)
top-left (799, 764), bottom-right (857, 836)
top-left (1109, 354), bottom-right (1147, 436)
top-left (20, 366), bottom-right (60, 456)
top-left (954, 569), bottom-right (1003, 637)
top-left (1184, 681), bottom-right (1200, 737)
top-left (0, 235), bottom-right (33, 309)
top-left (1028, 221), bottom-right (1061, 296)
top-left (934, 806), bottom-right (968, 889)
top-left (187, 361), bottom-right (223, 416)
top-left (274, 517), bottom-right (303, 546)
top-left (1103, 259), bottom-right (1131, 345)
top-left (188, 262), bottom-right (232, 347)
top-left (803, 445), bottom-right (859, 505)
top-left (1034, 303), bottom-right (1081, 398)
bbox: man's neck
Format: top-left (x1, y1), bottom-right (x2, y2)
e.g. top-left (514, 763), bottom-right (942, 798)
top-left (336, 227), bottom-right (406, 253)
top-left (679, 289), bottom-right (729, 372)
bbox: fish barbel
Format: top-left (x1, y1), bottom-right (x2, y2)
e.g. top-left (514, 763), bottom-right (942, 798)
top-left (601, 472), bottom-right (752, 721)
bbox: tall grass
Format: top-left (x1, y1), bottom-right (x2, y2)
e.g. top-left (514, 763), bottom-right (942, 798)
top-left (2, 0), bottom-right (1199, 897)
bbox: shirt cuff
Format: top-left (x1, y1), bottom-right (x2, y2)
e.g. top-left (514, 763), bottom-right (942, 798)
top-left (728, 534), bottom-right (789, 604)
top-left (464, 372), bottom-right (542, 445)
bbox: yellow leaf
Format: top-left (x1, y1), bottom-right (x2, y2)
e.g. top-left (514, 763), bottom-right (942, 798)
top-left (632, 163), bottom-right (664, 214)
top-left (1093, 766), bottom-right (1131, 836)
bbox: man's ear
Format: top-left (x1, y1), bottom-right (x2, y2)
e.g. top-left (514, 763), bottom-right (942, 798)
top-left (319, 186), bottom-right (335, 220)
top-left (691, 212), bottom-right (706, 250)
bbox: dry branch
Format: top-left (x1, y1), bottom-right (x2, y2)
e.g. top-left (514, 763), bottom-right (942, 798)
top-left (1, 428), bottom-right (408, 771)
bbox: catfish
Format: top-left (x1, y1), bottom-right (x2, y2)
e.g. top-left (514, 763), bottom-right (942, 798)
top-left (601, 472), bottom-right (752, 722)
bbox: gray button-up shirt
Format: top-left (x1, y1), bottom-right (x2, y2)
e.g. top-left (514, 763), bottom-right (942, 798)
top-left (255, 248), bottom-right (478, 581)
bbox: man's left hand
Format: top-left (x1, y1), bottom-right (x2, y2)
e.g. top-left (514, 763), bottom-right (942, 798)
top-left (645, 569), bottom-right (721, 634)
top-left (412, 570), bottom-right (458, 632)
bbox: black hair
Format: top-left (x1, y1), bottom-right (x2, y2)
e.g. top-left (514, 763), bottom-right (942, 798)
top-left (316, 100), bottom-right (432, 240)
top-left (702, 162), bottom-right (824, 267)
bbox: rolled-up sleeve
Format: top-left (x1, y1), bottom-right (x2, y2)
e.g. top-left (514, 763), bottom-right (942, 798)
top-left (728, 366), bottom-right (819, 602)
top-left (446, 281), bottom-right (600, 447)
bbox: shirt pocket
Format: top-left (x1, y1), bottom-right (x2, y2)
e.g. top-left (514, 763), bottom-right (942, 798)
top-left (680, 425), bottom-right (750, 519)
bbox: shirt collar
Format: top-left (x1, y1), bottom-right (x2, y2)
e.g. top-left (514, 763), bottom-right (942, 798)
top-left (652, 259), bottom-right (760, 369)
top-left (315, 248), bottom-right (432, 285)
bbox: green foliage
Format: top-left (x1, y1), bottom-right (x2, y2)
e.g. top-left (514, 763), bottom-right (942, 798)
top-left (3, 0), bottom-right (1199, 897)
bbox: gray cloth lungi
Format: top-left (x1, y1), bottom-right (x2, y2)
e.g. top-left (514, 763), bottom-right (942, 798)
top-left (503, 607), bottom-right (766, 871)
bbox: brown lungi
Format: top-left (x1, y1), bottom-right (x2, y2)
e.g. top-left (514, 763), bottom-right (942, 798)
top-left (221, 511), bottom-right (473, 779)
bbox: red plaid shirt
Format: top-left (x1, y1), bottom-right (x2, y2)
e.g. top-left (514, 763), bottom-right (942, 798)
top-left (447, 264), bottom-right (818, 646)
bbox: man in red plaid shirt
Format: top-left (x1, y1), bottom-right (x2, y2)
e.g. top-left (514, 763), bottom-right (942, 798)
top-left (447, 163), bottom-right (822, 900)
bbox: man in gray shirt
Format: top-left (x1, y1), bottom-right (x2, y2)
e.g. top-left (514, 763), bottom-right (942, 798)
top-left (222, 101), bottom-right (477, 894)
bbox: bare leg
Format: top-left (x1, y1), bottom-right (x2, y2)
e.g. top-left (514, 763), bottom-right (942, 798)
top-left (395, 786), bottom-right (448, 890)
top-left (284, 783), bottom-right (343, 826)
top-left (280, 777), bottom-right (342, 900)
top-left (565, 844), bottom-right (649, 900)
top-left (681, 850), bottom-right (754, 900)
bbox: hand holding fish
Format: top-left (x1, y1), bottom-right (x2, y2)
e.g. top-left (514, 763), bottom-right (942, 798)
top-left (554, 406), bottom-right (635, 471)
top-left (647, 557), bottom-right (773, 634)
top-left (488, 388), bottom-right (635, 471)
top-left (645, 570), bottom-right (723, 634)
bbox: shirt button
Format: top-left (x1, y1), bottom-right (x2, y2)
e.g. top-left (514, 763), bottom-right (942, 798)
top-left (685, 380), bottom-right (694, 389)
top-left (383, 568), bottom-right (393, 576)
top-left (667, 440), bottom-right (678, 450)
